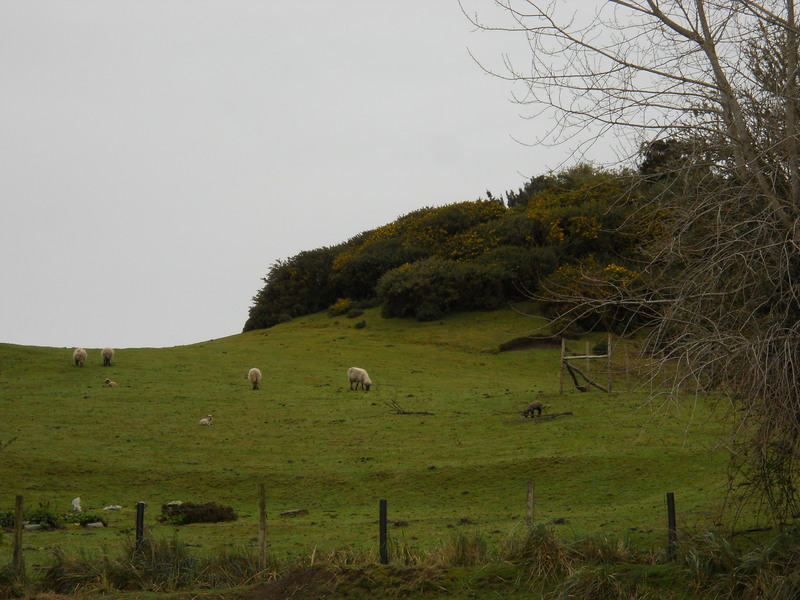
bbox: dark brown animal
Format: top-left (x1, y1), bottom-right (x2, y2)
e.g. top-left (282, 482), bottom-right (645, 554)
top-left (522, 401), bottom-right (546, 418)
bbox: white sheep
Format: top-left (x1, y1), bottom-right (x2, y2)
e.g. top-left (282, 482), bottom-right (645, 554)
top-left (101, 347), bottom-right (115, 367)
top-left (347, 367), bottom-right (372, 391)
top-left (248, 367), bottom-right (262, 390)
top-left (199, 414), bottom-right (213, 426)
top-left (103, 378), bottom-right (119, 388)
top-left (72, 497), bottom-right (82, 513)
top-left (73, 348), bottom-right (87, 367)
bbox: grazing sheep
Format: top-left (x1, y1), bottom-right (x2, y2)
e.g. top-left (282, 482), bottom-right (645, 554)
top-left (522, 401), bottom-right (547, 418)
top-left (248, 367), bottom-right (262, 390)
top-left (347, 367), bottom-right (372, 391)
top-left (73, 348), bottom-right (87, 367)
top-left (103, 378), bottom-right (119, 388)
top-left (199, 414), bottom-right (213, 426)
top-left (101, 347), bottom-right (115, 367)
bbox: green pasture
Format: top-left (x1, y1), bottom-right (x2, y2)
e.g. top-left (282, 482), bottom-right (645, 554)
top-left (0, 304), bottom-right (738, 570)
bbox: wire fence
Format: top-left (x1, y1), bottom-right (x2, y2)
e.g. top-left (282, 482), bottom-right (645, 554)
top-left (4, 484), bottom-right (681, 577)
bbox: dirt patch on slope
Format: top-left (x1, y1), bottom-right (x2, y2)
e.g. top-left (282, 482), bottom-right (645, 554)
top-left (498, 335), bottom-right (561, 352)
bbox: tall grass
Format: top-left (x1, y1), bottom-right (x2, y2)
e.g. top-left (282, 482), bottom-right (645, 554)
top-left (38, 535), bottom-right (271, 595)
top-left (678, 527), bottom-right (800, 600)
top-left (6, 525), bottom-right (800, 599)
top-left (548, 565), bottom-right (654, 600)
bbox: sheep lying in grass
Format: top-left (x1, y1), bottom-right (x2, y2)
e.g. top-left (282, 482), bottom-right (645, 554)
top-left (101, 347), bottom-right (115, 367)
top-left (199, 414), bottom-right (213, 426)
top-left (248, 367), bottom-right (262, 390)
top-left (73, 348), bottom-right (87, 367)
top-left (103, 378), bottom-right (119, 388)
top-left (522, 401), bottom-right (547, 418)
top-left (347, 367), bottom-right (372, 391)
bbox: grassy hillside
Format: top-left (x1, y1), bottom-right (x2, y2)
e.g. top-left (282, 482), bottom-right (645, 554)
top-left (0, 304), bottom-right (737, 572)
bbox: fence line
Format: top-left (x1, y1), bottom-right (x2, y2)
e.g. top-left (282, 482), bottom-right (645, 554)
top-left (7, 485), bottom-right (682, 568)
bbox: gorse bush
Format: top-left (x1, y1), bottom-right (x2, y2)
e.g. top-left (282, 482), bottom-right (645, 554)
top-left (401, 200), bottom-right (506, 254)
top-left (244, 165), bottom-right (645, 331)
top-left (327, 298), bottom-right (352, 318)
top-left (540, 257), bottom-right (643, 334)
top-left (476, 245), bottom-right (560, 296)
top-left (377, 258), bottom-right (506, 321)
top-left (244, 246), bottom-right (343, 330)
top-left (332, 235), bottom-right (430, 301)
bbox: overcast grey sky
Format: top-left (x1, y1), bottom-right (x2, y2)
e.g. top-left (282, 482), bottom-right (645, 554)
top-left (1, 1), bottom-right (604, 349)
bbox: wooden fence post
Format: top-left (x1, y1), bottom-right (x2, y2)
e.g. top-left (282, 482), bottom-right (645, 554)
top-left (559, 338), bottom-right (565, 395)
top-left (585, 341), bottom-right (591, 377)
top-left (12, 495), bottom-right (24, 579)
top-left (526, 481), bottom-right (535, 526)
top-left (135, 502), bottom-right (146, 552)
top-left (379, 499), bottom-right (388, 565)
top-left (666, 492), bottom-right (677, 561)
top-left (258, 483), bottom-right (267, 571)
top-left (625, 348), bottom-right (631, 392)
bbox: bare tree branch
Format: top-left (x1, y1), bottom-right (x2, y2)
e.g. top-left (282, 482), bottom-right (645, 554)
top-left (466, 0), bottom-right (800, 522)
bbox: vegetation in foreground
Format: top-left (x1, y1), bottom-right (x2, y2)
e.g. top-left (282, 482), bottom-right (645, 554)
top-left (3, 523), bottom-right (800, 599)
top-left (0, 301), bottom-right (779, 597)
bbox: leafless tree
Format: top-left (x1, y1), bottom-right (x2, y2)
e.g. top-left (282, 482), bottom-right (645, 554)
top-left (464, 0), bottom-right (800, 523)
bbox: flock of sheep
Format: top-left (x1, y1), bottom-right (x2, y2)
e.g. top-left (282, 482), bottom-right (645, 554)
top-left (72, 348), bottom-right (377, 425)
top-left (72, 347), bottom-right (118, 386)
top-left (72, 347), bottom-right (114, 368)
top-left (72, 348), bottom-right (547, 422)
top-left (72, 349), bottom-right (545, 421)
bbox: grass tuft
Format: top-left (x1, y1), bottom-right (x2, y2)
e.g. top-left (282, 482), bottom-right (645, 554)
top-left (500, 524), bottom-right (576, 580)
top-left (38, 534), bottom-right (268, 594)
top-left (547, 564), bottom-right (656, 600)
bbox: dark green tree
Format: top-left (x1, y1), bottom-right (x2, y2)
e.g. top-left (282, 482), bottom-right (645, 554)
top-left (243, 245), bottom-right (342, 331)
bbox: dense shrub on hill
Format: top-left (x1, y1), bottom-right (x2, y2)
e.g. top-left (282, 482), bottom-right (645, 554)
top-left (377, 257), bottom-right (506, 321)
top-left (244, 165), bottom-right (645, 332)
top-left (482, 211), bottom-right (550, 247)
top-left (332, 236), bottom-right (429, 301)
top-left (331, 200), bottom-right (506, 296)
top-left (402, 199), bottom-right (506, 254)
top-left (539, 257), bottom-right (644, 334)
top-left (475, 245), bottom-right (560, 297)
top-left (244, 246), bottom-right (343, 331)
top-left (505, 163), bottom-right (601, 208)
